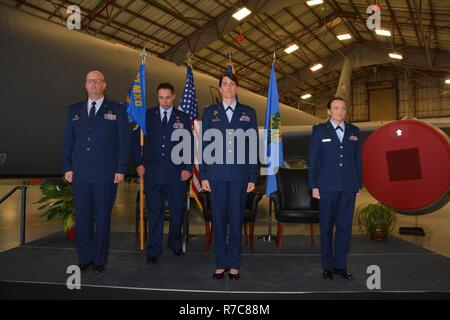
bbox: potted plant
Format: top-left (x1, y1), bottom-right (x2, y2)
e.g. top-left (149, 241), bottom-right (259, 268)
top-left (356, 203), bottom-right (397, 240)
top-left (35, 179), bottom-right (76, 240)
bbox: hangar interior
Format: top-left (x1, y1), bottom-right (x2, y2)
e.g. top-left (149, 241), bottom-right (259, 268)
top-left (0, 0), bottom-right (449, 298)
top-left (3, 0), bottom-right (449, 118)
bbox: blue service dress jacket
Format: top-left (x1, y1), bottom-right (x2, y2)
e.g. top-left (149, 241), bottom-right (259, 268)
top-left (131, 107), bottom-right (193, 186)
top-left (62, 98), bottom-right (130, 183)
top-left (308, 120), bottom-right (362, 193)
top-left (200, 103), bottom-right (259, 183)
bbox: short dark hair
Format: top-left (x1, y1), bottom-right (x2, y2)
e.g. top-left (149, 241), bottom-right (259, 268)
top-left (157, 82), bottom-right (175, 94)
top-left (219, 73), bottom-right (239, 87)
top-left (327, 96), bottom-right (345, 109)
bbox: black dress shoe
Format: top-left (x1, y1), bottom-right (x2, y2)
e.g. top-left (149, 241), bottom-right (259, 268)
top-left (322, 271), bottom-right (333, 280)
top-left (173, 250), bottom-right (185, 256)
top-left (333, 269), bottom-right (353, 279)
top-left (212, 269), bottom-right (227, 279)
top-left (228, 271), bottom-right (240, 281)
top-left (78, 262), bottom-right (93, 271)
top-left (146, 256), bottom-right (158, 264)
top-left (92, 265), bottom-right (105, 274)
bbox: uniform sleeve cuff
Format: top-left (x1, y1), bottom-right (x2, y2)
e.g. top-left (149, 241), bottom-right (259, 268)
top-left (116, 165), bottom-right (128, 174)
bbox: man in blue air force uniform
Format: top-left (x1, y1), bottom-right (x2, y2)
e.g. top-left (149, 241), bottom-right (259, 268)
top-left (132, 83), bottom-right (193, 264)
top-left (308, 96), bottom-right (362, 280)
top-left (62, 70), bottom-right (130, 273)
top-left (200, 73), bottom-right (258, 280)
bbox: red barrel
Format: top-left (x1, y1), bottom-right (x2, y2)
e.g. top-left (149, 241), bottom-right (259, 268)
top-left (362, 120), bottom-right (449, 215)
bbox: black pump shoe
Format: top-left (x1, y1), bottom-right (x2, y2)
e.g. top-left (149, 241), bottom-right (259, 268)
top-left (212, 269), bottom-right (227, 279)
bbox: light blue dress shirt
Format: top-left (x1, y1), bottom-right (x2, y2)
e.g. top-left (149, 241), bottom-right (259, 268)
top-left (87, 96), bottom-right (104, 115)
top-left (223, 100), bottom-right (237, 122)
top-left (330, 119), bottom-right (345, 143)
top-left (159, 106), bottom-right (173, 122)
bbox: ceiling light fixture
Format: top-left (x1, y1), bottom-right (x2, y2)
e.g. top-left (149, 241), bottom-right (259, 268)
top-left (284, 44), bottom-right (299, 54)
top-left (232, 7), bottom-right (251, 21)
top-left (337, 33), bottom-right (352, 41)
top-left (388, 52), bottom-right (403, 60)
top-left (375, 29), bottom-right (392, 37)
top-left (310, 63), bottom-right (323, 72)
top-left (306, 0), bottom-right (324, 6)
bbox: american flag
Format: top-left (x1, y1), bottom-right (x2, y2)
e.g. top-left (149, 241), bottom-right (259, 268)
top-left (179, 64), bottom-right (203, 211)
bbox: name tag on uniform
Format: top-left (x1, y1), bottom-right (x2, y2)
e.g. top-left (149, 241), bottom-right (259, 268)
top-left (104, 113), bottom-right (117, 121)
top-left (321, 138), bottom-right (331, 142)
top-left (72, 114), bottom-right (80, 121)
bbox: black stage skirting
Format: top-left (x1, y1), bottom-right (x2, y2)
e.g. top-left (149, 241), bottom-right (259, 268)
top-left (1, 232), bottom-right (450, 299)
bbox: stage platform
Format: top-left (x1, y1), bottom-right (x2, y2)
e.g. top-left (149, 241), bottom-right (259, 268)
top-left (1, 232), bottom-right (449, 299)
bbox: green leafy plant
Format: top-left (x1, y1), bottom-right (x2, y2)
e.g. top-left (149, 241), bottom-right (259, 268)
top-left (356, 203), bottom-right (397, 240)
top-left (35, 180), bottom-right (76, 232)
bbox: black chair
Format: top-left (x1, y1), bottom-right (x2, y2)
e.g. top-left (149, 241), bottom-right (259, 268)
top-left (135, 190), bottom-right (190, 252)
top-left (270, 168), bottom-right (320, 249)
top-left (199, 190), bottom-right (262, 252)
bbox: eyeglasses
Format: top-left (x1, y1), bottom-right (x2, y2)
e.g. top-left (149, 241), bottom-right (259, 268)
top-left (86, 79), bottom-right (105, 85)
top-left (221, 82), bottom-right (236, 87)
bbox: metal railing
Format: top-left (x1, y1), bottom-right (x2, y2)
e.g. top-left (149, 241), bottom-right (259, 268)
top-left (0, 186), bottom-right (28, 245)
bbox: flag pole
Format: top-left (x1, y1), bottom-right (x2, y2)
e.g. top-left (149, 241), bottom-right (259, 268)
top-left (187, 50), bottom-right (192, 66)
top-left (186, 51), bottom-right (192, 222)
top-left (139, 130), bottom-right (144, 250)
top-left (259, 51), bottom-right (278, 243)
top-left (139, 48), bottom-right (147, 251)
top-left (186, 51), bottom-right (192, 250)
top-left (185, 51), bottom-right (200, 245)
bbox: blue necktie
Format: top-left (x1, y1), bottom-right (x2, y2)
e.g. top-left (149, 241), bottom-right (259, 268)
top-left (89, 101), bottom-right (96, 124)
top-left (162, 111), bottom-right (168, 125)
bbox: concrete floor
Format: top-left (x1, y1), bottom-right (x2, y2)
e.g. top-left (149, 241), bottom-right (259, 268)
top-left (1, 178), bottom-right (449, 258)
